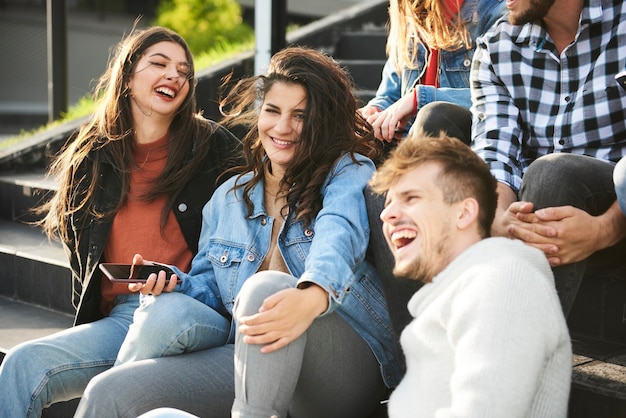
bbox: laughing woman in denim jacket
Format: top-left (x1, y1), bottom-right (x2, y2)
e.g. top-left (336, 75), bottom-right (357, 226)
top-left (361, 0), bottom-right (507, 144)
top-left (74, 46), bottom-right (401, 418)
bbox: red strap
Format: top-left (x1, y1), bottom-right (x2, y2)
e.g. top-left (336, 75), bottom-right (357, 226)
top-left (445, 0), bottom-right (463, 18)
top-left (422, 0), bottom-right (464, 88)
top-left (423, 49), bottom-right (440, 87)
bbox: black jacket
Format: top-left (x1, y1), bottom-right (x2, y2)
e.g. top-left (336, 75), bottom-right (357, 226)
top-left (65, 121), bottom-right (242, 325)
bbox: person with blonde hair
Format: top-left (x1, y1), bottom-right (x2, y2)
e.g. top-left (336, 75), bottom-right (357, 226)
top-left (361, 0), bottom-right (506, 145)
top-left (364, 1), bottom-right (507, 371)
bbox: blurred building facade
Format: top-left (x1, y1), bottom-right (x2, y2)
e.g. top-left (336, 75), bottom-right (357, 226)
top-left (0, 0), bottom-right (367, 137)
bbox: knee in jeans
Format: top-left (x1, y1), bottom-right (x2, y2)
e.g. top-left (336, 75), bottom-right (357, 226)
top-left (411, 102), bottom-right (472, 144)
top-left (525, 154), bottom-right (565, 179)
top-left (135, 293), bottom-right (196, 329)
top-left (413, 102), bottom-right (449, 134)
top-left (521, 154), bottom-right (583, 203)
top-left (5, 340), bottom-right (48, 366)
top-left (234, 271), bottom-right (295, 319)
top-left (522, 154), bottom-right (614, 210)
top-left (525, 153), bottom-right (597, 183)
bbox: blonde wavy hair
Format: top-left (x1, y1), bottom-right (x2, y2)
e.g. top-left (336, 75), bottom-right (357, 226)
top-left (388, 0), bottom-right (472, 72)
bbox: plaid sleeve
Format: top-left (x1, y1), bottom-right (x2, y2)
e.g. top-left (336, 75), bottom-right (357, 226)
top-left (470, 31), bottom-right (525, 193)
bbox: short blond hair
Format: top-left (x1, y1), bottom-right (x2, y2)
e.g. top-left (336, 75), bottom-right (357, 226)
top-left (370, 131), bottom-right (497, 238)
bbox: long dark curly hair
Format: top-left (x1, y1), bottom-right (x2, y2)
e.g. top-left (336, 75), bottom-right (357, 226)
top-left (219, 46), bottom-right (379, 227)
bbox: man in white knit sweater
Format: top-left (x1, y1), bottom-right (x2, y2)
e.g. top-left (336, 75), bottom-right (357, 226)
top-left (369, 132), bottom-right (572, 418)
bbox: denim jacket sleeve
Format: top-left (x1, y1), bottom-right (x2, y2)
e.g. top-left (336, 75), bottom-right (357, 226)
top-left (172, 195), bottom-right (225, 314)
top-left (296, 153), bottom-right (375, 315)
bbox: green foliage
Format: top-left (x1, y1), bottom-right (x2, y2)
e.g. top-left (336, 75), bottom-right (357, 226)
top-left (153, 0), bottom-right (253, 56)
top-left (2, 0), bottom-right (255, 147)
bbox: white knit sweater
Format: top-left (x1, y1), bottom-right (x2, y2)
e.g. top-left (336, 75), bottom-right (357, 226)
top-left (388, 237), bottom-right (572, 418)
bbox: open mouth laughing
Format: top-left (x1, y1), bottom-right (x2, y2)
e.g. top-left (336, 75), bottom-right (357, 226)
top-left (390, 228), bottom-right (417, 250)
top-left (155, 86), bottom-right (177, 99)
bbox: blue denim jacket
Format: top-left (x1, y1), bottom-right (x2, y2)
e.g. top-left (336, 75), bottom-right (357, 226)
top-left (173, 153), bottom-right (402, 388)
top-left (367, 0), bottom-right (507, 112)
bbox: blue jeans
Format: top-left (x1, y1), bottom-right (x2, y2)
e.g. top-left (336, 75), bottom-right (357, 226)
top-left (520, 153), bottom-right (626, 316)
top-left (77, 293), bottom-right (231, 417)
top-left (115, 292), bottom-right (230, 364)
top-left (0, 294), bottom-right (139, 418)
top-left (76, 272), bottom-right (387, 418)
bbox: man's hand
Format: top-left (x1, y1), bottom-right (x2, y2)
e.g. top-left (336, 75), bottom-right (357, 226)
top-left (510, 206), bottom-right (598, 266)
top-left (237, 284), bottom-right (328, 354)
top-left (490, 183), bottom-right (534, 238)
top-left (127, 253), bottom-right (178, 295)
top-left (491, 183), bottom-right (562, 263)
top-left (494, 184), bottom-right (626, 266)
top-left (514, 202), bottom-right (626, 266)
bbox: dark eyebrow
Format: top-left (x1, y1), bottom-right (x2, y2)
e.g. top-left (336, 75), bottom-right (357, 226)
top-left (263, 102), bottom-right (306, 114)
top-left (148, 52), bottom-right (190, 67)
top-left (148, 52), bottom-right (170, 60)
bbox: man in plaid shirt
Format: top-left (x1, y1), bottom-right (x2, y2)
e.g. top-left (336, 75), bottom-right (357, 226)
top-left (471, 0), bottom-right (626, 316)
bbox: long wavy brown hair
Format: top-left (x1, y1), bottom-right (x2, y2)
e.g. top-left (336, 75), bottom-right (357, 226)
top-left (219, 46), bottom-right (379, 227)
top-left (39, 26), bottom-right (217, 242)
top-left (388, 0), bottom-right (471, 72)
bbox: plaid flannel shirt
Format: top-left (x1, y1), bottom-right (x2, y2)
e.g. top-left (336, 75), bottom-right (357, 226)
top-left (470, 0), bottom-right (626, 194)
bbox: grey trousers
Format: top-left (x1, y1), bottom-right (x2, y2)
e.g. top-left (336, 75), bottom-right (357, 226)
top-left (231, 271), bottom-right (387, 418)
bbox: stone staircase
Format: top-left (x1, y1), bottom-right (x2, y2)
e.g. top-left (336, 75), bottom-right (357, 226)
top-left (0, 1), bottom-right (625, 417)
top-left (0, 169), bottom-right (74, 345)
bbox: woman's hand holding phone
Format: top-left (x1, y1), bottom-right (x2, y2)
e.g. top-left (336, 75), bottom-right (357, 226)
top-left (128, 254), bottom-right (179, 296)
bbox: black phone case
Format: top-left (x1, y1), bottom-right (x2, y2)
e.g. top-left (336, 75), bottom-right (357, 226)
top-left (99, 263), bottom-right (180, 283)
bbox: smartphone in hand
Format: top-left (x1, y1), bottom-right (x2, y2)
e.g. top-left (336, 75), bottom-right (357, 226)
top-left (99, 263), bottom-right (181, 284)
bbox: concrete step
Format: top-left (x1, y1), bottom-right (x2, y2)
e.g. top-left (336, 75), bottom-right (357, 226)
top-left (570, 338), bottom-right (626, 417)
top-left (0, 168), bottom-right (58, 223)
top-left (0, 296), bottom-right (73, 360)
top-left (0, 219), bottom-right (73, 315)
top-left (568, 272), bottom-right (626, 346)
top-left (341, 58), bottom-right (386, 91)
top-left (334, 30), bottom-right (388, 60)
top-left (0, 295), bottom-right (78, 418)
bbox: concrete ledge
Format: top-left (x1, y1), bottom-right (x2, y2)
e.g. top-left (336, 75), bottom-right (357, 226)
top-left (0, 219), bottom-right (66, 267)
top-left (0, 296), bottom-right (73, 355)
top-left (0, 168), bottom-right (58, 191)
top-left (572, 339), bottom-right (626, 400)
